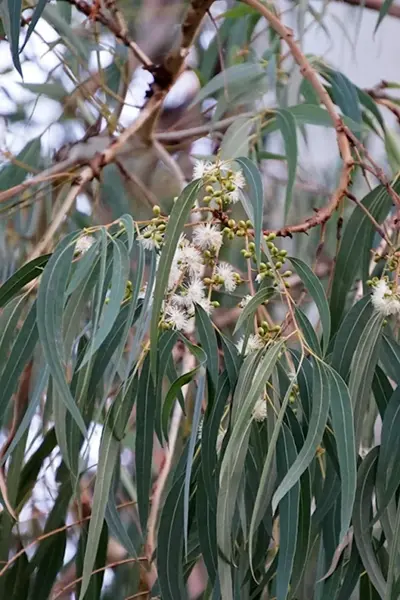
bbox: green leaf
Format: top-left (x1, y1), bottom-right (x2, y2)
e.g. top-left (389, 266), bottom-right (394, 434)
top-left (32, 530), bottom-right (66, 599)
top-left (191, 62), bottom-right (265, 107)
top-left (235, 157), bottom-right (264, 265)
top-left (276, 425), bottom-right (300, 600)
top-left (0, 254), bottom-right (50, 308)
top-left (201, 372), bottom-right (230, 509)
top-left (0, 301), bottom-right (38, 423)
top-left (79, 425), bottom-right (119, 599)
top-left (5, 0), bottom-right (22, 76)
top-left (0, 295), bottom-right (27, 378)
top-left (272, 359), bottom-right (331, 513)
top-left (80, 238), bottom-right (129, 368)
top-left (135, 354), bottom-right (156, 532)
top-left (37, 231), bottom-right (87, 436)
top-left (119, 213), bottom-right (135, 251)
top-left (353, 448), bottom-right (386, 599)
top-left (184, 369), bottom-right (205, 553)
top-left (290, 257), bottom-right (330, 354)
top-left (217, 342), bottom-right (283, 562)
top-left (150, 180), bottom-right (201, 375)
top-left (375, 0), bottom-right (395, 30)
top-left (276, 109), bottom-right (298, 217)
top-left (348, 312), bottom-right (383, 446)
top-left (196, 468), bottom-right (218, 583)
top-left (331, 295), bottom-right (372, 380)
top-left (385, 498), bottom-right (400, 600)
top-left (157, 448), bottom-right (198, 600)
top-left (0, 137), bottom-right (41, 192)
top-left (325, 364), bottom-right (357, 543)
top-left (234, 286), bottom-right (275, 334)
top-left (330, 183), bottom-right (394, 333)
top-left (220, 117), bottom-right (255, 160)
top-left (294, 306), bottom-right (321, 356)
top-left (20, 0), bottom-right (48, 52)
top-left (195, 304), bottom-right (218, 391)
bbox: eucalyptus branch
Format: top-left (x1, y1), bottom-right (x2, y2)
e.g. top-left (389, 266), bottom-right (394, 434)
top-left (65, 0), bottom-right (152, 67)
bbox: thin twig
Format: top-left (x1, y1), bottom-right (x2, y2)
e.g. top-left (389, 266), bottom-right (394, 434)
top-left (52, 557), bottom-right (147, 599)
top-left (0, 500), bottom-right (138, 577)
top-left (243, 0), bottom-right (354, 237)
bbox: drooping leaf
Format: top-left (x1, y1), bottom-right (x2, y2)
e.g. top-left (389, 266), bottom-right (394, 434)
top-left (150, 180), bottom-right (201, 375)
top-left (79, 425), bottom-right (119, 599)
top-left (135, 354), bottom-right (156, 532)
top-left (330, 183), bottom-right (394, 333)
top-left (276, 109), bottom-right (298, 217)
top-left (276, 425), bottom-right (300, 600)
top-left (218, 342), bottom-right (283, 563)
top-left (272, 359), bottom-right (331, 514)
top-left (353, 448), bottom-right (386, 599)
top-left (235, 156), bottom-right (264, 265)
top-left (0, 254), bottom-right (50, 308)
top-left (37, 231), bottom-right (87, 436)
top-left (184, 369), bottom-right (205, 553)
top-left (290, 257), bottom-right (330, 354)
top-left (234, 286), bottom-right (275, 334)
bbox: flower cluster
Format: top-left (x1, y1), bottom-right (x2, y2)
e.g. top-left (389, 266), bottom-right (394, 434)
top-left (193, 159), bottom-right (246, 208)
top-left (369, 277), bottom-right (400, 316)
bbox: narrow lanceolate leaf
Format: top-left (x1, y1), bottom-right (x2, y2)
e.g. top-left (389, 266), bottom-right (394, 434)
top-left (184, 369), bottom-right (205, 554)
top-left (324, 364), bottom-right (357, 543)
top-left (79, 425), bottom-right (119, 600)
top-left (195, 305), bottom-right (218, 391)
top-left (233, 286), bottom-right (275, 334)
top-left (196, 469), bottom-right (218, 583)
top-left (290, 257), bottom-right (330, 354)
top-left (353, 448), bottom-right (386, 599)
top-left (276, 425), bottom-right (300, 600)
top-left (158, 447), bottom-right (199, 600)
top-left (217, 342), bottom-right (283, 563)
top-left (5, 0), bottom-right (23, 75)
top-left (375, 0), bottom-right (395, 30)
top-left (31, 530), bottom-right (66, 600)
top-left (80, 238), bottom-right (129, 368)
top-left (331, 295), bottom-right (372, 380)
top-left (135, 354), bottom-right (156, 532)
top-left (118, 213), bottom-right (135, 251)
top-left (20, 0), bottom-right (48, 52)
top-left (37, 232), bottom-right (86, 436)
top-left (150, 180), bottom-right (201, 375)
top-left (0, 295), bottom-right (27, 378)
top-left (201, 373), bottom-right (230, 508)
top-left (235, 157), bottom-right (264, 265)
top-left (276, 109), bottom-right (298, 217)
top-left (0, 254), bottom-right (50, 308)
top-left (272, 359), bottom-right (331, 514)
top-left (0, 301), bottom-right (38, 423)
top-left (385, 498), bottom-right (400, 600)
top-left (330, 183), bottom-right (394, 333)
top-left (295, 306), bottom-right (321, 356)
top-left (348, 312), bottom-right (383, 446)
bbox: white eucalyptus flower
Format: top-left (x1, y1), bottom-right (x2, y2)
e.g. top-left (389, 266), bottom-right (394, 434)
top-left (235, 333), bottom-right (264, 356)
top-left (75, 235), bottom-right (94, 255)
top-left (239, 295), bottom-right (252, 309)
top-left (216, 261), bottom-right (237, 292)
top-left (193, 223), bottom-right (223, 251)
top-left (176, 243), bottom-right (204, 275)
top-left (252, 395), bottom-right (267, 422)
top-left (193, 160), bottom-right (215, 179)
top-left (371, 279), bottom-right (400, 316)
top-left (165, 305), bottom-right (190, 331)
